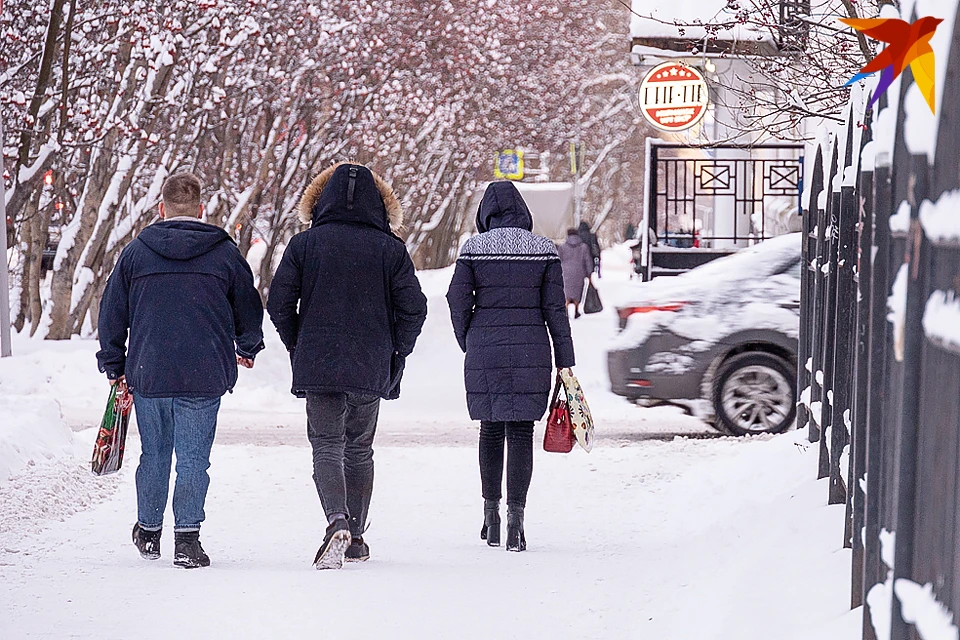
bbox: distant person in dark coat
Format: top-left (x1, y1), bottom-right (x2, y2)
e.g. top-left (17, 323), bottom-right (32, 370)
top-left (268, 162), bottom-right (427, 569)
top-left (97, 172), bottom-right (264, 569)
top-left (446, 181), bottom-right (576, 552)
top-left (578, 220), bottom-right (602, 276)
top-left (557, 228), bottom-right (595, 318)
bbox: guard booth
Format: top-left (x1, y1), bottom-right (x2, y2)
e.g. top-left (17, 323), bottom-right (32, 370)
top-left (628, 0), bottom-right (811, 280)
top-left (637, 141), bottom-right (804, 280)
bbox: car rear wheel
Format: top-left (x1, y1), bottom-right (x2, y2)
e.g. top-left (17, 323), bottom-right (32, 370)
top-left (712, 352), bottom-right (796, 436)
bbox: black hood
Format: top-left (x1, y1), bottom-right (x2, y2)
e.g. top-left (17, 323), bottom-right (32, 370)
top-left (138, 220), bottom-right (232, 261)
top-left (476, 181), bottom-right (533, 233)
top-left (311, 164), bottom-right (390, 232)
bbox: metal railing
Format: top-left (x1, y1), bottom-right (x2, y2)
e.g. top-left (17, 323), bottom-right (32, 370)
top-left (799, 13), bottom-right (960, 637)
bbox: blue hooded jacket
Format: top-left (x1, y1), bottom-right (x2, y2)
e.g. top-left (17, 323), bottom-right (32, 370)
top-left (97, 219), bottom-right (265, 398)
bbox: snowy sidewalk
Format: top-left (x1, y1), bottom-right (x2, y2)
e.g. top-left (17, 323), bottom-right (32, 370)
top-left (1, 433), bottom-right (858, 640)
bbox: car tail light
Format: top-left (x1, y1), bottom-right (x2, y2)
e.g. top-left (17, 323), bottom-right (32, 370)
top-left (617, 302), bottom-right (686, 321)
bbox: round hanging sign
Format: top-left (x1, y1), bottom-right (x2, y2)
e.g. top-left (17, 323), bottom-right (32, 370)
top-left (638, 62), bottom-right (709, 132)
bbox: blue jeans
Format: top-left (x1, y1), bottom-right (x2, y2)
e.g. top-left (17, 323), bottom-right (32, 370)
top-left (132, 394), bottom-right (221, 532)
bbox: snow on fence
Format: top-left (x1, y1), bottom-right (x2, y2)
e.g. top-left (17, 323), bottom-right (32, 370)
top-left (796, 2), bottom-right (960, 638)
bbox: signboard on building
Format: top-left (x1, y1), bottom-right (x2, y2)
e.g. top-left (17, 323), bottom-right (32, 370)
top-left (638, 62), bottom-right (709, 132)
top-left (494, 150), bottom-right (524, 180)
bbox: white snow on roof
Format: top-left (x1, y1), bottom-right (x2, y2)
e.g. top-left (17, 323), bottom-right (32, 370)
top-left (919, 190), bottom-right (960, 242)
top-left (630, 0), bottom-right (775, 43)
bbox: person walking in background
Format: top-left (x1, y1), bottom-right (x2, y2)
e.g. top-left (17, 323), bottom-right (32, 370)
top-left (97, 172), bottom-right (264, 569)
top-left (268, 162), bottom-right (427, 570)
top-left (446, 181), bottom-right (575, 552)
top-left (578, 220), bottom-right (602, 276)
top-left (557, 228), bottom-right (595, 319)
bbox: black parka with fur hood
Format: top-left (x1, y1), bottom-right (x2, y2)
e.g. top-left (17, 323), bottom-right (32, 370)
top-left (267, 163), bottom-right (427, 399)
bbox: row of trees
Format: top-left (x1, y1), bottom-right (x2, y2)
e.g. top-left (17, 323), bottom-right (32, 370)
top-left (3, 0), bottom-right (647, 339)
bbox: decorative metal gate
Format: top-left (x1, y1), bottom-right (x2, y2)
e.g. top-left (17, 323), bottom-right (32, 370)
top-left (640, 142), bottom-right (804, 279)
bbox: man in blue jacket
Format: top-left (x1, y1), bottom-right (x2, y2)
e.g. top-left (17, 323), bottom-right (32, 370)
top-left (97, 172), bottom-right (264, 569)
top-left (268, 163), bottom-right (427, 569)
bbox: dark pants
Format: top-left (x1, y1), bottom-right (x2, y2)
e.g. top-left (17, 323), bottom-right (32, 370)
top-left (479, 421), bottom-right (534, 508)
top-left (305, 392), bottom-right (380, 536)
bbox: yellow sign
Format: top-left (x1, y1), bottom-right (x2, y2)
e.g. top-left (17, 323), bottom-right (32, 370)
top-left (494, 150), bottom-right (524, 180)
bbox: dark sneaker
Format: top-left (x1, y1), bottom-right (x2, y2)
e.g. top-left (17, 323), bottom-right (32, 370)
top-left (313, 519), bottom-right (352, 570)
top-left (345, 536), bottom-right (370, 562)
top-left (173, 531), bottom-right (210, 569)
top-left (132, 523), bottom-right (162, 560)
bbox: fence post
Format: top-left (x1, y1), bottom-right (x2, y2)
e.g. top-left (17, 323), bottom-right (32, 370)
top-left (800, 146), bottom-right (825, 442)
top-left (814, 141), bottom-right (840, 476)
top-left (850, 163), bottom-right (873, 608)
top-left (889, 153), bottom-right (930, 639)
top-left (861, 156), bottom-right (891, 640)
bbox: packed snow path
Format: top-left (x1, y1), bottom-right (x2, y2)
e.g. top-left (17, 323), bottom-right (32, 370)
top-left (1, 264), bottom-right (859, 638)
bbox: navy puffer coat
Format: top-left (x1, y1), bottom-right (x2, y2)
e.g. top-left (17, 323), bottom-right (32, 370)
top-left (267, 163), bottom-right (427, 399)
top-left (446, 181), bottom-right (575, 422)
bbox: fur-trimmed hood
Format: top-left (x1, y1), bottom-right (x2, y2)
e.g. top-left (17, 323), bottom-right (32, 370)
top-left (298, 162), bottom-right (403, 234)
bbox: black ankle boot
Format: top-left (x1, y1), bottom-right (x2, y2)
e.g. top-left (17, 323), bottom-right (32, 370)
top-left (480, 499), bottom-right (501, 547)
top-left (506, 506), bottom-right (526, 552)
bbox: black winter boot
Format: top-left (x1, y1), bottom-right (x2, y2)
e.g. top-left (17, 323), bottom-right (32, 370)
top-left (132, 523), bottom-right (161, 560)
top-left (480, 499), bottom-right (501, 547)
top-left (173, 531), bottom-right (210, 569)
top-left (345, 536), bottom-right (370, 562)
top-left (506, 506), bottom-right (526, 552)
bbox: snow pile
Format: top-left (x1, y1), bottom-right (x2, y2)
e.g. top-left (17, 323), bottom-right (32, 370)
top-left (923, 291), bottom-right (960, 351)
top-left (920, 190), bottom-right (960, 242)
top-left (0, 346), bottom-right (82, 485)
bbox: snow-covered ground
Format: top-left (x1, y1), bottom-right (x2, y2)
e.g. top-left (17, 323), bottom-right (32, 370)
top-left (0, 251), bottom-right (860, 639)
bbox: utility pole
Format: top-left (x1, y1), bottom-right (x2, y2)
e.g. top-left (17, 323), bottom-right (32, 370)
top-left (0, 117), bottom-right (12, 357)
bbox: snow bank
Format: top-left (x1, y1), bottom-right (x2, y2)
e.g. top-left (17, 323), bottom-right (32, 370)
top-left (0, 345), bottom-right (83, 485)
top-left (0, 398), bottom-right (75, 486)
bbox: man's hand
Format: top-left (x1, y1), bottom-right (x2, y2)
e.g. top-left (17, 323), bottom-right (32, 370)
top-left (110, 375), bottom-right (126, 386)
top-left (237, 356), bottom-right (255, 369)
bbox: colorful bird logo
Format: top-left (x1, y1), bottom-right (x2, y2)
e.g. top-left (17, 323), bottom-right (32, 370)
top-left (841, 16), bottom-right (943, 114)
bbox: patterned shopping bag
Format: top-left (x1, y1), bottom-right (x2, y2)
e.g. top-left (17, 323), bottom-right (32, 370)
top-left (559, 368), bottom-right (594, 452)
top-left (91, 382), bottom-right (133, 476)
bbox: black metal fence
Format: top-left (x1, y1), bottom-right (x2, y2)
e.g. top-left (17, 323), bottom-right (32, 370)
top-left (798, 14), bottom-right (960, 638)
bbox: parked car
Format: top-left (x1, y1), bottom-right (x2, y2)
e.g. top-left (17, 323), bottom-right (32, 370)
top-left (608, 233), bottom-right (802, 435)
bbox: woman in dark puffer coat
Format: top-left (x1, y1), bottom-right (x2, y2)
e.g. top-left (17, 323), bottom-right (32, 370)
top-left (446, 181), bottom-right (575, 552)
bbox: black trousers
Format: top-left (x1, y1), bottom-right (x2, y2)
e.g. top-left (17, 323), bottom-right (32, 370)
top-left (479, 421), bottom-right (534, 508)
top-left (305, 392), bottom-right (380, 537)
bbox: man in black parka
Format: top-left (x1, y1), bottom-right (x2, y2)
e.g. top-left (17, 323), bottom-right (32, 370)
top-left (267, 162), bottom-right (427, 569)
top-left (98, 172), bottom-right (264, 569)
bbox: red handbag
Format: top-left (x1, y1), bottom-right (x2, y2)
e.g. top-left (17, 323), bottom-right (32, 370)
top-left (543, 373), bottom-right (575, 453)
